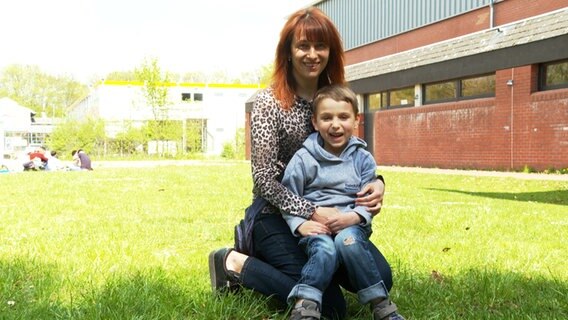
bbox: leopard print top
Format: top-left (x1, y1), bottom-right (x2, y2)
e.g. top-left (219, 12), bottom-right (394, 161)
top-left (251, 88), bottom-right (317, 218)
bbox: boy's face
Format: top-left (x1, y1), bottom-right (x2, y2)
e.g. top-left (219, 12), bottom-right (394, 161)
top-left (312, 98), bottom-right (358, 156)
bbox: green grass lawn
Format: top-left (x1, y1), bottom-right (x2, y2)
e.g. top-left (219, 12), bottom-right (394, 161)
top-left (1, 162), bottom-right (566, 319)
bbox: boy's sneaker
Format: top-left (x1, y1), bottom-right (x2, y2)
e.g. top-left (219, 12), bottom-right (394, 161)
top-left (372, 299), bottom-right (405, 320)
top-left (208, 247), bottom-right (239, 292)
top-left (289, 299), bottom-right (321, 320)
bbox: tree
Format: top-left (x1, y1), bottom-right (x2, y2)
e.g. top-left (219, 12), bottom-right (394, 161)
top-left (112, 123), bottom-right (147, 156)
top-left (179, 71), bottom-right (207, 83)
top-left (207, 69), bottom-right (231, 83)
top-left (46, 118), bottom-right (106, 158)
top-left (134, 58), bottom-right (174, 156)
top-left (0, 64), bottom-right (88, 117)
top-left (134, 58), bottom-right (170, 121)
top-left (105, 70), bottom-right (137, 82)
top-left (258, 63), bottom-right (274, 86)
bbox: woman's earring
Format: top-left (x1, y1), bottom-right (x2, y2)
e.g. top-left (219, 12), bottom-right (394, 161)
top-left (288, 57), bottom-right (291, 62)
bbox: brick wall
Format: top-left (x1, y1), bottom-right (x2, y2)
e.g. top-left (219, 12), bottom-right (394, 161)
top-left (494, 0), bottom-right (568, 26)
top-left (373, 66), bottom-right (568, 171)
top-left (243, 0), bottom-right (568, 170)
top-left (244, 69), bottom-right (568, 170)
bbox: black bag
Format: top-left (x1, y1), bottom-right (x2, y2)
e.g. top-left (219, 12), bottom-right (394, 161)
top-left (234, 197), bottom-right (268, 257)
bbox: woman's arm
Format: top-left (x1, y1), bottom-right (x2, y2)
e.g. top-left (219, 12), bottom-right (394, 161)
top-left (355, 178), bottom-right (385, 216)
top-left (355, 153), bottom-right (385, 216)
top-left (250, 90), bottom-right (316, 219)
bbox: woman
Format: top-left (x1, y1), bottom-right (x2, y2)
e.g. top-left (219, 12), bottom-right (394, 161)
top-left (209, 7), bottom-right (392, 319)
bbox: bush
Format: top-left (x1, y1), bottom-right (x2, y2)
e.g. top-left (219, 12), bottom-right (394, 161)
top-left (221, 142), bottom-right (236, 159)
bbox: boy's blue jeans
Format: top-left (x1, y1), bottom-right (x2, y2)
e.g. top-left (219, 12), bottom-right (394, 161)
top-left (288, 234), bottom-right (339, 305)
top-left (288, 225), bottom-right (389, 306)
top-left (335, 225), bottom-right (389, 304)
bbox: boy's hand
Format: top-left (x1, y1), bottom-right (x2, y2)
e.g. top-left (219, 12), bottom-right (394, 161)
top-left (326, 212), bottom-right (360, 234)
top-left (297, 221), bottom-right (331, 236)
top-left (312, 207), bottom-right (342, 224)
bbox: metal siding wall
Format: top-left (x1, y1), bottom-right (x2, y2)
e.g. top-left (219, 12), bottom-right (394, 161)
top-left (318, 0), bottom-right (492, 50)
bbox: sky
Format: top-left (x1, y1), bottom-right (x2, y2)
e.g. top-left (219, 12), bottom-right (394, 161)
top-left (0, 0), bottom-right (317, 83)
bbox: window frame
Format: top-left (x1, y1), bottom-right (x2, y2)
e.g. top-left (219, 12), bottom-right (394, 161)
top-left (387, 87), bottom-right (415, 109)
top-left (181, 93), bottom-right (192, 101)
top-left (539, 59), bottom-right (568, 91)
top-left (424, 80), bottom-right (457, 104)
top-left (460, 74), bottom-right (496, 99)
top-left (423, 73), bottom-right (495, 105)
top-left (365, 86), bottom-right (414, 111)
top-left (194, 93), bottom-right (204, 101)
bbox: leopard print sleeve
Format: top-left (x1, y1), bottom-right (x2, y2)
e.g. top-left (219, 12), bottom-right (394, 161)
top-left (250, 89), bottom-right (316, 219)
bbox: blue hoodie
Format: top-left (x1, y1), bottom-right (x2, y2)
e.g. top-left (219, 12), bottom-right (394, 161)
top-left (281, 132), bottom-right (378, 235)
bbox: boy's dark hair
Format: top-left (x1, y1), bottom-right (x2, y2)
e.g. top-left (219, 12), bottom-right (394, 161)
top-left (51, 151), bottom-right (57, 157)
top-left (312, 84), bottom-right (359, 115)
top-left (71, 150), bottom-right (77, 156)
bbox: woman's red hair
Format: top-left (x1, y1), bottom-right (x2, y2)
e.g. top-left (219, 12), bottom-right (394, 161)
top-left (272, 7), bottom-right (345, 110)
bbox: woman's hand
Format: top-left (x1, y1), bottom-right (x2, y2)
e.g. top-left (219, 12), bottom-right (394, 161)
top-left (312, 206), bottom-right (342, 224)
top-left (326, 212), bottom-right (360, 234)
top-left (355, 179), bottom-right (385, 216)
top-left (297, 221), bottom-right (331, 236)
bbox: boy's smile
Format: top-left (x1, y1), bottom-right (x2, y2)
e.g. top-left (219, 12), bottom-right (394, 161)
top-left (312, 98), bottom-right (358, 156)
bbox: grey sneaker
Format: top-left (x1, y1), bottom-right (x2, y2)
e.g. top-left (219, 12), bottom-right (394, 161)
top-left (208, 247), bottom-right (239, 293)
top-left (289, 299), bottom-right (321, 320)
top-left (372, 299), bottom-right (405, 320)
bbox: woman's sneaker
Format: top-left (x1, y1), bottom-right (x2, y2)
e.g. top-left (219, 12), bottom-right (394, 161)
top-left (208, 247), bottom-right (239, 292)
top-left (289, 299), bottom-right (321, 320)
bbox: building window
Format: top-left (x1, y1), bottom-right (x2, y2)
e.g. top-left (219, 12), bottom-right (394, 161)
top-left (424, 74), bottom-right (495, 104)
top-left (194, 93), bottom-right (204, 101)
top-left (425, 81), bottom-right (456, 103)
top-left (389, 87), bottom-right (414, 107)
top-left (461, 74), bottom-right (495, 98)
top-left (27, 132), bottom-right (47, 145)
top-left (366, 87), bottom-right (413, 111)
top-left (540, 59), bottom-right (568, 90)
top-left (367, 93), bottom-right (383, 111)
top-left (182, 93), bottom-right (192, 101)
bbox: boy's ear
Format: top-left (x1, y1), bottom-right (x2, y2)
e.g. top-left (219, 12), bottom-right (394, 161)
top-left (354, 114), bottom-right (360, 129)
top-left (311, 115), bottom-right (318, 130)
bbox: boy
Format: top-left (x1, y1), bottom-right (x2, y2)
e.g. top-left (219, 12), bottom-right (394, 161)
top-left (281, 85), bottom-right (404, 320)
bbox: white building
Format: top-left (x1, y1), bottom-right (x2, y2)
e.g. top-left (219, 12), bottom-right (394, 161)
top-left (69, 81), bottom-right (260, 155)
top-left (0, 97), bottom-right (54, 160)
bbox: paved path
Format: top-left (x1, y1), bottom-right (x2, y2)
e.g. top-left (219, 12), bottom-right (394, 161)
top-left (92, 160), bottom-right (568, 181)
top-left (377, 166), bottom-right (568, 181)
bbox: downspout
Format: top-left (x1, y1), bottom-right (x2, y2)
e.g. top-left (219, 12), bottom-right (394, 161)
top-left (489, 0), bottom-right (495, 29)
top-left (509, 68), bottom-right (515, 170)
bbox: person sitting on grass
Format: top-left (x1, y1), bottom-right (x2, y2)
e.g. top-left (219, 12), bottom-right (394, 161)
top-left (23, 147), bottom-right (49, 171)
top-left (45, 150), bottom-right (65, 171)
top-left (281, 85), bottom-right (405, 320)
top-left (70, 149), bottom-right (93, 171)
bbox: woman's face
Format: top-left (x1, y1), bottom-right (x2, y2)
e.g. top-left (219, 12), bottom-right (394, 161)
top-left (290, 35), bottom-right (329, 85)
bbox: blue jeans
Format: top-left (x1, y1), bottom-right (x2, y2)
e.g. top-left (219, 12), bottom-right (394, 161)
top-left (288, 235), bottom-right (340, 306)
top-left (289, 225), bottom-right (389, 307)
top-left (241, 214), bottom-right (345, 319)
top-left (335, 225), bottom-right (389, 304)
top-left (240, 214), bottom-right (393, 319)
